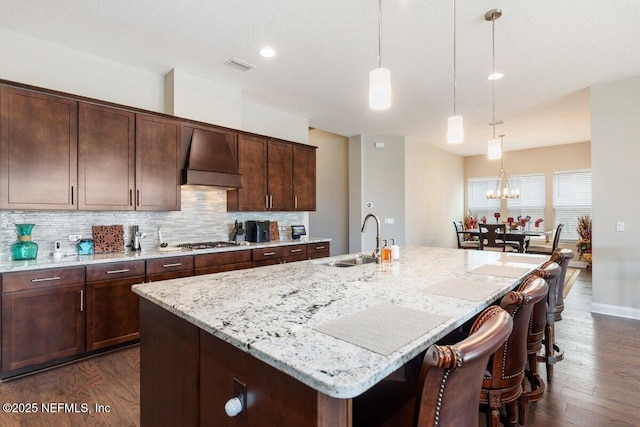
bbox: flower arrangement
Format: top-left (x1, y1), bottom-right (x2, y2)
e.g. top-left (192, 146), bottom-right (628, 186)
top-left (463, 212), bottom-right (478, 230)
top-left (576, 214), bottom-right (592, 265)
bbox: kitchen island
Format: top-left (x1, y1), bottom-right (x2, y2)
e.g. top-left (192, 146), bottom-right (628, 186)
top-left (132, 246), bottom-right (546, 426)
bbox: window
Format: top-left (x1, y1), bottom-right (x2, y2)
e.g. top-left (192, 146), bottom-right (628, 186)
top-left (467, 177), bottom-right (500, 222)
top-left (553, 170), bottom-right (592, 240)
top-left (506, 174), bottom-right (546, 228)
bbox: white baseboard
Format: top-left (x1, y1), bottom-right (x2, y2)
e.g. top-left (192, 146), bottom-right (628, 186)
top-left (591, 303), bottom-right (640, 320)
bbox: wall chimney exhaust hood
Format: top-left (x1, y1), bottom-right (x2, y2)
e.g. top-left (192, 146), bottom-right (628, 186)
top-left (181, 126), bottom-right (242, 188)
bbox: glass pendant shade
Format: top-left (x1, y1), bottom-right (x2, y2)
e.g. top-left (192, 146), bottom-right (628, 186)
top-left (447, 115), bottom-right (464, 143)
top-left (369, 67), bottom-right (391, 110)
top-left (487, 138), bottom-right (502, 160)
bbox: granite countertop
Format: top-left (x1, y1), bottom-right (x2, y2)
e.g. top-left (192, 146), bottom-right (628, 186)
top-left (0, 238), bottom-right (331, 273)
top-left (132, 247), bottom-right (546, 399)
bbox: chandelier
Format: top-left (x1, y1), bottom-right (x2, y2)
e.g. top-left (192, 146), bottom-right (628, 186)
top-left (486, 135), bottom-right (520, 199)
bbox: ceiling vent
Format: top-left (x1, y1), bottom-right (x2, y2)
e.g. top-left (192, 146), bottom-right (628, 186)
top-left (224, 57), bottom-right (255, 72)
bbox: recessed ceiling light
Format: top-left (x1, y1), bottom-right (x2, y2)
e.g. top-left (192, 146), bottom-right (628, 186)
top-left (259, 46), bottom-right (276, 58)
top-left (488, 72), bottom-right (504, 80)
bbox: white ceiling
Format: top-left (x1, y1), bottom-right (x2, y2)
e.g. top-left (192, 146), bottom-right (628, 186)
top-left (1, 0), bottom-right (639, 156)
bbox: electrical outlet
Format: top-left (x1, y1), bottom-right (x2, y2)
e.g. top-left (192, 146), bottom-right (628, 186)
top-left (616, 221), bottom-right (624, 232)
top-left (68, 234), bottom-right (82, 242)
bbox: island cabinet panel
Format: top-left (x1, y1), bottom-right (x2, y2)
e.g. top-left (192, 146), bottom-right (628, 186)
top-left (267, 139), bottom-right (293, 211)
top-left (252, 246), bottom-right (284, 267)
top-left (135, 114), bottom-right (181, 211)
top-left (194, 250), bottom-right (252, 275)
top-left (307, 242), bottom-right (330, 259)
top-left (200, 330), bottom-right (351, 427)
top-left (227, 134), bottom-right (268, 211)
top-left (145, 255), bottom-right (194, 282)
top-left (139, 298), bottom-right (199, 427)
top-left (0, 85), bottom-right (78, 210)
top-left (281, 243), bottom-right (308, 263)
top-left (78, 102), bottom-right (135, 210)
top-left (85, 260), bottom-right (145, 351)
top-left (1, 266), bottom-right (86, 373)
top-left (292, 144), bottom-right (317, 211)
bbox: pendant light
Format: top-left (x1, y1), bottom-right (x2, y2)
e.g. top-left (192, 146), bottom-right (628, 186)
top-left (486, 9), bottom-right (502, 159)
top-left (447, 0), bottom-right (463, 143)
top-left (369, 0), bottom-right (391, 110)
top-left (486, 135), bottom-right (520, 199)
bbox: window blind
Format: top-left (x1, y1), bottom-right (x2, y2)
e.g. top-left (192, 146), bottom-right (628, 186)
top-left (506, 174), bottom-right (546, 228)
top-left (467, 178), bottom-right (500, 221)
top-left (553, 170), bottom-right (592, 240)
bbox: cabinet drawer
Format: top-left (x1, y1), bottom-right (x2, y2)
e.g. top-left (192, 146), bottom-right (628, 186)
top-left (281, 244), bottom-right (307, 258)
top-left (306, 242), bottom-right (330, 259)
top-left (86, 260), bottom-right (146, 283)
top-left (194, 250), bottom-right (251, 269)
top-left (2, 266), bottom-right (85, 294)
top-left (146, 256), bottom-right (194, 275)
top-left (252, 247), bottom-right (284, 261)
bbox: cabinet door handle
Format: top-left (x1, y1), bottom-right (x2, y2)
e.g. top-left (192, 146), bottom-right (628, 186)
top-left (129, 189), bottom-right (133, 206)
top-left (315, 246), bottom-right (326, 250)
top-left (163, 263), bottom-right (182, 268)
top-left (137, 189), bottom-right (140, 206)
top-left (290, 249), bottom-right (302, 253)
top-left (107, 269), bottom-right (130, 274)
top-left (262, 252), bottom-right (276, 256)
top-left (71, 186), bottom-right (75, 205)
top-left (80, 290), bottom-right (84, 312)
top-left (269, 195), bottom-right (273, 209)
top-left (294, 196), bottom-right (298, 209)
top-left (31, 276), bottom-right (61, 283)
top-left (265, 194), bottom-right (269, 209)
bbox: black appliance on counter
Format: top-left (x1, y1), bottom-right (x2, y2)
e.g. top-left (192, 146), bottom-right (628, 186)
top-left (246, 220), bottom-right (270, 243)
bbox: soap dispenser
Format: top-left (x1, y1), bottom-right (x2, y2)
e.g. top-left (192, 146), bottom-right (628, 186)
top-left (381, 239), bottom-right (392, 263)
top-left (390, 238), bottom-right (400, 261)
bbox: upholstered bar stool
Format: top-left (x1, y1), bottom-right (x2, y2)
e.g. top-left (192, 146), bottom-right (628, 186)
top-left (353, 305), bottom-right (513, 427)
top-left (549, 248), bottom-right (575, 321)
top-left (479, 275), bottom-right (548, 427)
top-left (519, 261), bottom-right (562, 424)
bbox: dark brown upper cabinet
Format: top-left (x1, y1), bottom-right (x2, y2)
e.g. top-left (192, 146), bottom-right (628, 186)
top-left (0, 85), bottom-right (78, 210)
top-left (78, 102), bottom-right (135, 210)
top-left (227, 134), bottom-right (268, 211)
top-left (227, 134), bottom-right (316, 212)
top-left (135, 114), bottom-right (181, 211)
top-left (292, 144), bottom-right (316, 211)
top-left (267, 139), bottom-right (293, 211)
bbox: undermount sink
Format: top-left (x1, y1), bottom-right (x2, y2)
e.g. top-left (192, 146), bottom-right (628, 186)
top-left (323, 255), bottom-right (377, 267)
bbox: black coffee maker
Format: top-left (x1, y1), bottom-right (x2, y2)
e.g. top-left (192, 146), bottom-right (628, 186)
top-left (245, 220), bottom-right (270, 242)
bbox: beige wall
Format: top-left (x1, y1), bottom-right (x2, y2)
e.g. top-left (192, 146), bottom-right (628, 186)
top-left (405, 138), bottom-right (464, 248)
top-left (309, 129), bottom-right (349, 256)
top-left (591, 75), bottom-right (640, 319)
top-left (464, 141), bottom-right (591, 229)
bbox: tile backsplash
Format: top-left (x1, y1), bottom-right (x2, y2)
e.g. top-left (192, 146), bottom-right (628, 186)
top-left (0, 186), bottom-right (307, 260)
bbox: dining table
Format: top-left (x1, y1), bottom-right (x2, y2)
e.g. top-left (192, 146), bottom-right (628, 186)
top-left (458, 227), bottom-right (549, 253)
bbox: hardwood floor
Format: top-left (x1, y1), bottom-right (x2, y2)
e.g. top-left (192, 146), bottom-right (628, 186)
top-left (0, 268), bottom-right (638, 426)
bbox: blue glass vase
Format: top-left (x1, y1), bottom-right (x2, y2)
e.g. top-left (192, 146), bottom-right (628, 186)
top-left (10, 224), bottom-right (39, 260)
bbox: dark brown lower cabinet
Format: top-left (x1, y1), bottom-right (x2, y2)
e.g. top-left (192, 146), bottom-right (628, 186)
top-left (1, 266), bottom-right (85, 374)
top-left (85, 261), bottom-right (145, 351)
top-left (307, 242), bottom-right (330, 259)
top-left (251, 246), bottom-right (284, 267)
top-left (146, 255), bottom-right (194, 282)
top-left (139, 298), bottom-right (349, 427)
top-left (194, 250), bottom-right (252, 275)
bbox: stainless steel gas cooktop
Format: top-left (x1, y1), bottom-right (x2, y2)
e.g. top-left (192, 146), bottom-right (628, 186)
top-left (177, 241), bottom-right (243, 250)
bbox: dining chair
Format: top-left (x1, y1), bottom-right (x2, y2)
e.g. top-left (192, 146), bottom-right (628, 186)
top-left (352, 305), bottom-right (513, 427)
top-left (479, 275), bottom-right (548, 427)
top-left (479, 224), bottom-right (514, 252)
top-left (526, 223), bottom-right (564, 255)
top-left (520, 261), bottom-right (562, 423)
top-left (453, 221), bottom-right (480, 250)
